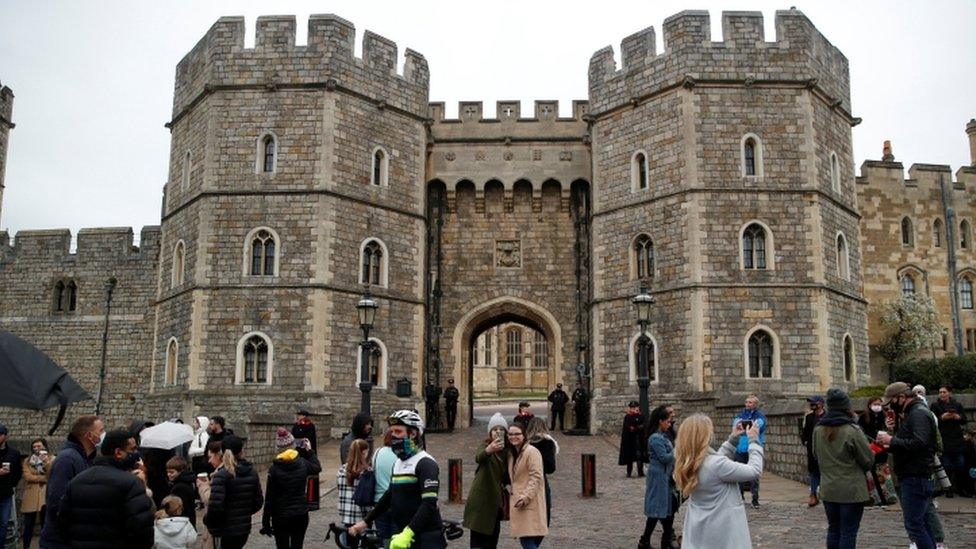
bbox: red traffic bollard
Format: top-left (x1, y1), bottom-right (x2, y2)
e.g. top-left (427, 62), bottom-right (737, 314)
top-left (581, 453), bottom-right (596, 498)
top-left (449, 458), bottom-right (463, 503)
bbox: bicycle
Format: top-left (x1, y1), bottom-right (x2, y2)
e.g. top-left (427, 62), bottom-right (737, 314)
top-left (326, 519), bottom-right (464, 548)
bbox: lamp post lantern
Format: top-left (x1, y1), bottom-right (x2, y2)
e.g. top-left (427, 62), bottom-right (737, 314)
top-left (632, 284), bottom-right (654, 421)
top-left (357, 289), bottom-right (379, 414)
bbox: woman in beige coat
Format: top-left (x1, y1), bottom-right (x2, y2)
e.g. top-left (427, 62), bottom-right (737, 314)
top-left (506, 422), bottom-right (548, 548)
top-left (21, 438), bottom-right (53, 549)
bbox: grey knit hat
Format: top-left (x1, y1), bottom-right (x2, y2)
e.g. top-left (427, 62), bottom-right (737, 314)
top-left (825, 388), bottom-right (852, 412)
top-left (487, 412), bottom-right (508, 434)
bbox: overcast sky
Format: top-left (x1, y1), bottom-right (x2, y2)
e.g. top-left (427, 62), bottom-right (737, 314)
top-left (1, 0), bottom-right (973, 241)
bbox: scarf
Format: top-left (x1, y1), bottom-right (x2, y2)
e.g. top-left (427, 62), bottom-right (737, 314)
top-left (29, 452), bottom-right (46, 474)
top-left (818, 409), bottom-right (856, 427)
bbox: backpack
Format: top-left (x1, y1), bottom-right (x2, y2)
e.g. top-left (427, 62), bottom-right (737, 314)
top-left (352, 470), bottom-right (376, 507)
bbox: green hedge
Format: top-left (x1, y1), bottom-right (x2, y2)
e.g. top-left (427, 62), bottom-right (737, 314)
top-left (891, 354), bottom-right (976, 392)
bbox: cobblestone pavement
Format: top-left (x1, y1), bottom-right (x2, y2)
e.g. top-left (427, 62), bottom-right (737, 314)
top-left (246, 419), bottom-right (976, 548)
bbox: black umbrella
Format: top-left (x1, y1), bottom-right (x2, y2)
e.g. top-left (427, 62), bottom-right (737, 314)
top-left (0, 330), bottom-right (92, 435)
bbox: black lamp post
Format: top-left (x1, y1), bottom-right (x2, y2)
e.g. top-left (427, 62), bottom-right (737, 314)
top-left (94, 277), bottom-right (117, 415)
top-left (357, 289), bottom-right (379, 414)
top-left (632, 284), bottom-right (654, 421)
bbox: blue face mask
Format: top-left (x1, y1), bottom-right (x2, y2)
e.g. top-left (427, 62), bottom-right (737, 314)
top-left (391, 436), bottom-right (420, 460)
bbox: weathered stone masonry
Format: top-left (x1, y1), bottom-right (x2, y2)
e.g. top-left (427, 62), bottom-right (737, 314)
top-left (2, 10), bottom-right (969, 482)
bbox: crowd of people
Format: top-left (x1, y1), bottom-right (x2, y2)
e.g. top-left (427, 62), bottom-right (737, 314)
top-left (0, 380), bottom-right (973, 548)
top-left (0, 410), bottom-right (321, 549)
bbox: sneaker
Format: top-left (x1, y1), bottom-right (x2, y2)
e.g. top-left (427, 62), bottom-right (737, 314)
top-left (909, 543), bottom-right (917, 549)
top-left (751, 502), bottom-right (760, 509)
top-left (936, 543), bottom-right (947, 549)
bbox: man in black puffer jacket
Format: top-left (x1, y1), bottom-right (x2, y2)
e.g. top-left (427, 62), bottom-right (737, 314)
top-left (57, 429), bottom-right (154, 549)
top-left (203, 435), bottom-right (263, 549)
top-left (261, 428), bottom-right (323, 548)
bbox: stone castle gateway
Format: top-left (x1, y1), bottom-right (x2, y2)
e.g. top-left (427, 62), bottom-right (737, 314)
top-left (2, 9), bottom-right (972, 453)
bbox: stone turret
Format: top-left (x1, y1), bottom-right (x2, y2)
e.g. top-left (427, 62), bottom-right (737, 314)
top-left (967, 118), bottom-right (976, 166)
top-left (0, 82), bottom-right (14, 226)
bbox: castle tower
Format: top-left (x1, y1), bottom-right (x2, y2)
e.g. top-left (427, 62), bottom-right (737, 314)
top-left (587, 10), bottom-right (868, 425)
top-left (0, 83), bottom-right (14, 226)
top-left (153, 15), bottom-right (429, 433)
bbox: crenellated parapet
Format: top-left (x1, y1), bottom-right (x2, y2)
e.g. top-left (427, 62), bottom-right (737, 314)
top-left (858, 161), bottom-right (976, 190)
top-left (588, 9), bottom-right (851, 117)
top-left (0, 226), bottom-right (160, 264)
top-left (172, 14), bottom-right (429, 122)
top-left (428, 100), bottom-right (588, 141)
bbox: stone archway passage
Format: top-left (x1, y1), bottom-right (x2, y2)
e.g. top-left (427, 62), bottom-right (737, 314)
top-left (450, 296), bottom-right (563, 427)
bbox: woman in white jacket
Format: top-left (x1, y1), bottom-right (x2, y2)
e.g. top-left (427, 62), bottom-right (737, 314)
top-left (673, 414), bottom-right (763, 549)
top-left (188, 416), bottom-right (210, 474)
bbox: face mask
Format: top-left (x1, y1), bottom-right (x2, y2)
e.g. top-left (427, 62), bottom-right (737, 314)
top-left (871, 405), bottom-right (883, 413)
top-left (92, 431), bottom-right (106, 448)
top-left (119, 449), bottom-right (142, 471)
top-left (391, 436), bottom-right (420, 460)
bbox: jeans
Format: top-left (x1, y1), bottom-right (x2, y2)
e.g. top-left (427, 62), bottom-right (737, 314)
top-left (0, 495), bottom-right (13, 549)
top-left (925, 499), bottom-right (944, 543)
top-left (823, 501), bottom-right (864, 549)
top-left (272, 513), bottom-right (310, 549)
top-left (734, 452), bottom-right (760, 503)
top-left (519, 536), bottom-right (544, 549)
top-left (810, 471), bottom-right (821, 496)
top-left (897, 476), bottom-right (935, 549)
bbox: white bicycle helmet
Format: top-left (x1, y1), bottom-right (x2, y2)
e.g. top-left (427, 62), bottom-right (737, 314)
top-left (388, 409), bottom-right (425, 434)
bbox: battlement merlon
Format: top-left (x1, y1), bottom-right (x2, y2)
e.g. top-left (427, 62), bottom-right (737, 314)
top-left (0, 83), bottom-right (14, 127)
top-left (0, 227), bottom-right (161, 262)
top-left (587, 9), bottom-right (851, 116)
top-left (171, 15), bottom-right (429, 122)
top-left (428, 100), bottom-right (589, 141)
top-left (857, 160), bottom-right (976, 189)
top-left (428, 100), bottom-right (589, 123)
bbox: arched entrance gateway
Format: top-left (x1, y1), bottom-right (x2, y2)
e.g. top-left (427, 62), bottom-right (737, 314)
top-left (451, 297), bottom-right (564, 426)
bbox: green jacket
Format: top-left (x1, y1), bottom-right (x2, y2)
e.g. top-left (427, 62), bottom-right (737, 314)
top-left (462, 443), bottom-right (509, 535)
top-left (812, 423), bottom-right (874, 503)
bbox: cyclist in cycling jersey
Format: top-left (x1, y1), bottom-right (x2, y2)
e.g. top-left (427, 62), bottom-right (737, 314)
top-left (349, 410), bottom-right (446, 549)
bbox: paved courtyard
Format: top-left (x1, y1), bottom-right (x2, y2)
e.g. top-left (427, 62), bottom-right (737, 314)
top-left (247, 412), bottom-right (976, 548)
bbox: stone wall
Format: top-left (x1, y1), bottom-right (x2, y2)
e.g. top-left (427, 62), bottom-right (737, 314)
top-left (857, 151), bottom-right (976, 381)
top-left (0, 227), bottom-right (160, 442)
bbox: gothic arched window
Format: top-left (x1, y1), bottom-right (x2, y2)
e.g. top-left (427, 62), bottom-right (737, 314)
top-left (843, 335), bottom-right (854, 382)
top-left (165, 338), bottom-right (178, 386)
top-left (262, 135), bottom-right (276, 173)
top-left (961, 220), bottom-right (971, 250)
top-left (960, 276), bottom-right (973, 309)
top-left (361, 240), bottom-right (384, 286)
top-left (53, 279), bottom-right (78, 314)
top-left (901, 217), bottom-right (914, 247)
top-left (747, 329), bottom-right (775, 378)
top-left (533, 331), bottom-right (549, 369)
top-left (836, 233), bottom-right (850, 281)
top-left (249, 229), bottom-right (277, 276)
top-left (933, 219), bottom-right (944, 248)
top-left (742, 223), bottom-right (768, 270)
top-left (172, 240), bottom-right (185, 287)
top-left (634, 234), bottom-right (654, 279)
top-left (632, 151), bottom-right (649, 191)
top-left (900, 274), bottom-right (916, 296)
top-left (371, 147), bottom-right (389, 186)
top-left (239, 333), bottom-right (270, 384)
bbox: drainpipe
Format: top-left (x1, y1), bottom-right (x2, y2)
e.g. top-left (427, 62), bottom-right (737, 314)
top-left (941, 174), bottom-right (964, 356)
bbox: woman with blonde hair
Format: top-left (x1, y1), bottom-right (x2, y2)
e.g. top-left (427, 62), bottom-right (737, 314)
top-left (337, 438), bottom-right (373, 548)
top-left (673, 413), bottom-right (762, 548)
